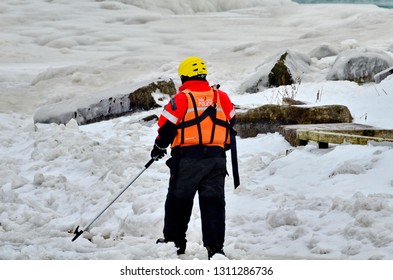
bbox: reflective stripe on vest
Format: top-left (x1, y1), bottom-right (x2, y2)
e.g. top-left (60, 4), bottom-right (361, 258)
top-left (171, 89), bottom-right (230, 148)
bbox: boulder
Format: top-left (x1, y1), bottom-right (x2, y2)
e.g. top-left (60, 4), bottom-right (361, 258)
top-left (374, 66), bottom-right (393, 84)
top-left (33, 78), bottom-right (176, 125)
top-left (238, 50), bottom-right (310, 93)
top-left (327, 48), bottom-right (393, 83)
top-left (234, 104), bottom-right (353, 138)
top-left (309, 44), bottom-right (339, 60)
top-left (268, 52), bottom-right (294, 87)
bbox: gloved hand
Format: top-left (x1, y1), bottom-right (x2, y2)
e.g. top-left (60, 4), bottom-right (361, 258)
top-left (151, 144), bottom-right (167, 160)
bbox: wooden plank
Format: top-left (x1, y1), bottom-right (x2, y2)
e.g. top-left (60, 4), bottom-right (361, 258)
top-left (297, 130), bottom-right (393, 146)
top-left (280, 123), bottom-right (393, 147)
top-left (281, 123), bottom-right (376, 132)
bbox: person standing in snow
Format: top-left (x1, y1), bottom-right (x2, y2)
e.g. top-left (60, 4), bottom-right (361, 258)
top-left (151, 56), bottom-right (238, 259)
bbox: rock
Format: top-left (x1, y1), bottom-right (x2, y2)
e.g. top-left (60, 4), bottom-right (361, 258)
top-left (238, 50), bottom-right (310, 93)
top-left (141, 114), bottom-right (158, 123)
top-left (374, 66), bottom-right (393, 84)
top-left (327, 48), bottom-right (393, 83)
top-left (34, 78), bottom-right (176, 125)
top-left (234, 104), bottom-right (353, 138)
top-left (282, 97), bottom-right (306, 106)
top-left (268, 52), bottom-right (294, 87)
top-left (309, 44), bottom-right (339, 60)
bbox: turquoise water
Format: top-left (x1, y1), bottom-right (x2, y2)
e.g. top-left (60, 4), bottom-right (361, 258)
top-left (292, 0), bottom-right (393, 8)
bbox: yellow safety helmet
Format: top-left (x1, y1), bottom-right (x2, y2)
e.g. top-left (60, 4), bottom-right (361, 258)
top-left (178, 56), bottom-right (208, 77)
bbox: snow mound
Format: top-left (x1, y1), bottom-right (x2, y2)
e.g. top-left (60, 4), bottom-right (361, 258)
top-left (327, 48), bottom-right (393, 83)
top-left (309, 44), bottom-right (339, 60)
top-left (266, 209), bottom-right (299, 228)
top-left (33, 79), bottom-right (174, 125)
top-left (238, 50), bottom-right (310, 93)
top-left (115, 0), bottom-right (294, 14)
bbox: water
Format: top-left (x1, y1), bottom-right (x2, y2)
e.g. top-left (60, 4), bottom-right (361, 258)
top-left (292, 0), bottom-right (393, 9)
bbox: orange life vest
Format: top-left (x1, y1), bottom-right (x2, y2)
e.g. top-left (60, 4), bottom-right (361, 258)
top-left (171, 89), bottom-right (230, 148)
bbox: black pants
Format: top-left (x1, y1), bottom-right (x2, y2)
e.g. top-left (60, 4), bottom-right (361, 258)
top-left (163, 156), bottom-right (227, 251)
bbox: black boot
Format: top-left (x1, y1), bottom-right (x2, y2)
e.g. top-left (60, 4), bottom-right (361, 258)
top-left (175, 240), bottom-right (186, 255)
top-left (156, 238), bottom-right (187, 255)
top-left (207, 246), bottom-right (225, 260)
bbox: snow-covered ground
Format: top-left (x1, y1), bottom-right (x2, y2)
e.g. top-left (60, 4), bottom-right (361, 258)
top-left (2, 0), bottom-right (393, 270)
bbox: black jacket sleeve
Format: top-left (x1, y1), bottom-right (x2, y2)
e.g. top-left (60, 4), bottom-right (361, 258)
top-left (154, 120), bottom-right (177, 148)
